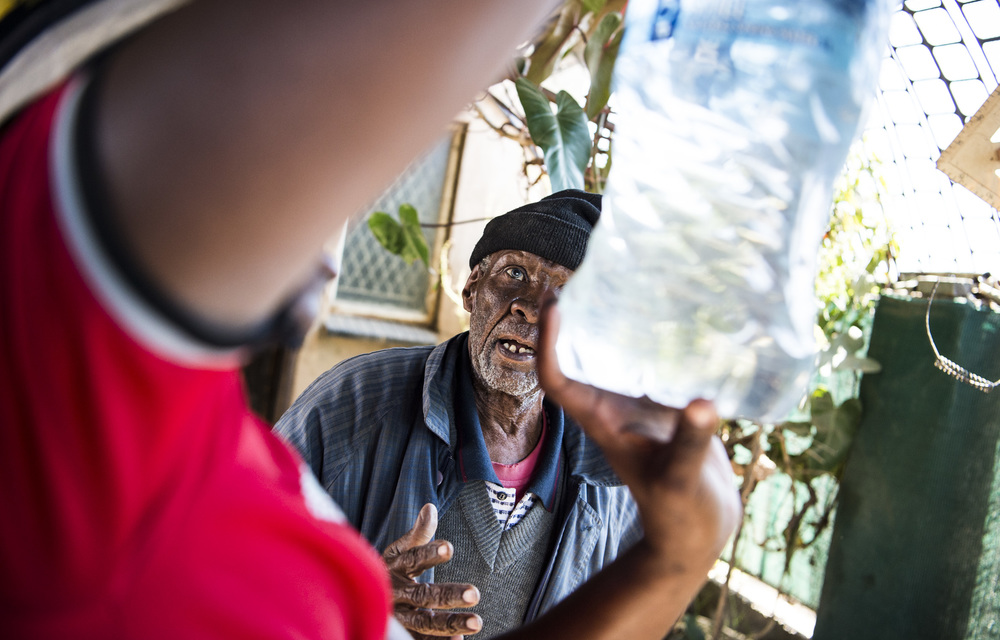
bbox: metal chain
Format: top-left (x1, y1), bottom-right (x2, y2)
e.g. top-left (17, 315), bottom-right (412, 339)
top-left (925, 282), bottom-right (1000, 393)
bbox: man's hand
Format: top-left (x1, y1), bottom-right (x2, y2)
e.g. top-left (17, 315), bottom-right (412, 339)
top-left (536, 299), bottom-right (741, 587)
top-left (383, 503), bottom-right (482, 639)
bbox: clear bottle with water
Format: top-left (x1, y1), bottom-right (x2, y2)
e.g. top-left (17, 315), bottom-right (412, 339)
top-left (555, 0), bottom-right (893, 422)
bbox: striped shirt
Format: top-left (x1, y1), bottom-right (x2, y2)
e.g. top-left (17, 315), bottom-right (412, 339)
top-left (484, 482), bottom-right (535, 530)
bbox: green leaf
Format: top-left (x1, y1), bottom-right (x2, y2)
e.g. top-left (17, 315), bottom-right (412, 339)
top-left (398, 203), bottom-right (430, 267)
top-left (584, 12), bottom-right (623, 120)
top-left (516, 78), bottom-right (591, 192)
top-left (368, 211), bottom-right (404, 255)
top-left (367, 205), bottom-right (430, 268)
top-left (551, 92), bottom-right (592, 190)
top-left (582, 0), bottom-right (608, 13)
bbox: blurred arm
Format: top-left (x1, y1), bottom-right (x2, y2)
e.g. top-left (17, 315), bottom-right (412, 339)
top-left (93, 0), bottom-right (558, 331)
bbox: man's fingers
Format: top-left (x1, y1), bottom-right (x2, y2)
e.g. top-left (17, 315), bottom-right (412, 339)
top-left (659, 399), bottom-right (720, 485)
top-left (388, 539), bottom-right (455, 579)
top-left (394, 605), bottom-right (483, 636)
top-left (384, 503), bottom-right (439, 561)
top-left (394, 581), bottom-right (479, 609)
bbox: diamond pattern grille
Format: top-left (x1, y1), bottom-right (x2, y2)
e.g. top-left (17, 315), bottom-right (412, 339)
top-left (335, 136), bottom-right (453, 314)
top-left (872, 0), bottom-right (1000, 274)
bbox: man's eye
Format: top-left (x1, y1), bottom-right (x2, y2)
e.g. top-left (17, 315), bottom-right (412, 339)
top-left (504, 267), bottom-right (526, 281)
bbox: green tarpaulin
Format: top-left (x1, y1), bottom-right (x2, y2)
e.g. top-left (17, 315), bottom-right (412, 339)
top-left (814, 294), bottom-right (1000, 639)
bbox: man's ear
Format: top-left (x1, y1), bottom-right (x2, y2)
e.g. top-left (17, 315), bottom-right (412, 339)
top-left (462, 262), bottom-right (484, 313)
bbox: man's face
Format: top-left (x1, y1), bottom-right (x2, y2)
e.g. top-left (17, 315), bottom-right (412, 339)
top-left (462, 250), bottom-right (572, 397)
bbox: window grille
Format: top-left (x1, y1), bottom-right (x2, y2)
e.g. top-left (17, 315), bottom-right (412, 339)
top-left (871, 0), bottom-right (1000, 275)
top-left (334, 132), bottom-right (458, 322)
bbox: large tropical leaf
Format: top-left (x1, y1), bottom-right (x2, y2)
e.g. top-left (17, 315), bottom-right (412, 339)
top-left (516, 78), bottom-right (591, 192)
top-left (584, 11), bottom-right (623, 120)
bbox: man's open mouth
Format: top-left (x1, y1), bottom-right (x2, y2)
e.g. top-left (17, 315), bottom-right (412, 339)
top-left (497, 339), bottom-right (535, 357)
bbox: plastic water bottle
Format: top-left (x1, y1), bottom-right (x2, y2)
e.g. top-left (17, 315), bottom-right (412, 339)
top-left (555, 0), bottom-right (893, 422)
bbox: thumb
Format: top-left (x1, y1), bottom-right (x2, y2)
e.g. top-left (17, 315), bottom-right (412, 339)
top-left (664, 399), bottom-right (719, 476)
top-left (409, 502), bottom-right (438, 547)
top-left (384, 503), bottom-right (438, 559)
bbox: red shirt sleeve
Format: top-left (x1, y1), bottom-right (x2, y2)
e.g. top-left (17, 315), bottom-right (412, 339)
top-left (0, 81), bottom-right (390, 639)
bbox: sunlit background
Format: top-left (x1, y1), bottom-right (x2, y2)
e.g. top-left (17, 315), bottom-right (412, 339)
top-left (873, 0), bottom-right (1000, 274)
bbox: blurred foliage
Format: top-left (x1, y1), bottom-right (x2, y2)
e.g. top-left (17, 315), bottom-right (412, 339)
top-left (817, 147), bottom-right (898, 342)
top-left (711, 139), bottom-right (897, 638)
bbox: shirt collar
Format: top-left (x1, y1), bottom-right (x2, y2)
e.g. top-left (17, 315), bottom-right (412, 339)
top-left (421, 337), bottom-right (462, 444)
top-left (452, 333), bottom-right (563, 510)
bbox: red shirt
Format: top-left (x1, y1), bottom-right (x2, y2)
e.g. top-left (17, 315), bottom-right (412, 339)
top-left (0, 81), bottom-right (391, 639)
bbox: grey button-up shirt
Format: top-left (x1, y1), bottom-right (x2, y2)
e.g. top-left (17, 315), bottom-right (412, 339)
top-left (275, 332), bottom-right (641, 622)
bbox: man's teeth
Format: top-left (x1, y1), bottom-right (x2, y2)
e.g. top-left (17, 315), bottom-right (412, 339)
top-left (501, 341), bottom-right (534, 355)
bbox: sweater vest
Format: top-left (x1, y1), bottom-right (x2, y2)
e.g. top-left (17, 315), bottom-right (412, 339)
top-left (434, 480), bottom-right (555, 639)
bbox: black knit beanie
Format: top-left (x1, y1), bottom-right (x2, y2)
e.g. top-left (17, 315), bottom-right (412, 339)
top-left (468, 189), bottom-right (602, 271)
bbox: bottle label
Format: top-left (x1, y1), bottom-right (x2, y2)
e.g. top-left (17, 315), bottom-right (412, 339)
top-left (643, 0), bottom-right (840, 54)
top-left (650, 0), bottom-right (680, 41)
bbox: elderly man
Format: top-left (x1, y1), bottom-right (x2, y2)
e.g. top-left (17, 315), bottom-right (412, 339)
top-left (276, 190), bottom-right (642, 638)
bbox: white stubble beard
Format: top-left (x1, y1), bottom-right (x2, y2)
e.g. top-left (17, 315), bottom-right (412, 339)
top-left (474, 342), bottom-right (539, 398)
